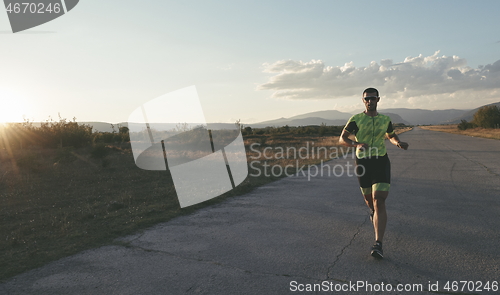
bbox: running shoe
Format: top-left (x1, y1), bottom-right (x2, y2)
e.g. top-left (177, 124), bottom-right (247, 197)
top-left (371, 242), bottom-right (383, 258)
top-left (369, 209), bottom-right (374, 224)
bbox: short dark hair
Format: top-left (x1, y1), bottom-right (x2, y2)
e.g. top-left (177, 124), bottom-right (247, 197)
top-left (363, 88), bottom-right (379, 97)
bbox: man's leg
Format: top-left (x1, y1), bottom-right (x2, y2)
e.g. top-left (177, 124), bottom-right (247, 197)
top-left (362, 193), bottom-right (374, 211)
top-left (362, 192), bottom-right (375, 224)
top-left (357, 159), bottom-right (372, 212)
top-left (372, 190), bottom-right (388, 242)
top-left (369, 155), bottom-right (390, 258)
top-left (361, 187), bottom-right (374, 212)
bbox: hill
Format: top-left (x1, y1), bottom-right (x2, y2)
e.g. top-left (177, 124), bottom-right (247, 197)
top-left (447, 101), bottom-right (500, 124)
top-left (377, 108), bottom-right (469, 125)
top-left (34, 101), bottom-right (498, 132)
top-left (249, 110), bottom-right (410, 127)
top-left (254, 110), bottom-right (352, 127)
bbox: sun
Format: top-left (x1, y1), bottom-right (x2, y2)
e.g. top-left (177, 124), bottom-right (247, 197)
top-left (0, 88), bottom-right (31, 123)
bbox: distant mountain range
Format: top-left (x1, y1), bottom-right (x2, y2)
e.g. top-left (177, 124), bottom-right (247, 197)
top-left (446, 101), bottom-right (500, 124)
top-left (251, 110), bottom-right (411, 127)
top-left (22, 101), bottom-right (498, 132)
top-left (78, 122), bottom-right (239, 133)
top-left (248, 101), bottom-right (500, 127)
top-left (254, 110), bottom-right (353, 127)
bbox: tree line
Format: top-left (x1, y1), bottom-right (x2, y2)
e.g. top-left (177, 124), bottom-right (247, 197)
top-left (458, 105), bottom-right (500, 130)
top-left (0, 117), bottom-right (130, 150)
top-left (0, 116), bottom-right (410, 151)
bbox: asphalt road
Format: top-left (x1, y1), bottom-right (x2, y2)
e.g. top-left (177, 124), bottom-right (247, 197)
top-left (1, 127), bottom-right (499, 295)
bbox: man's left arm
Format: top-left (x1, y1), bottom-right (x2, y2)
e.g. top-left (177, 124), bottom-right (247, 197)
top-left (388, 133), bottom-right (409, 150)
top-left (386, 121), bottom-right (409, 150)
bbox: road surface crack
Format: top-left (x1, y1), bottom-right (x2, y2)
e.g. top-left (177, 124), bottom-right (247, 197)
top-left (451, 149), bottom-right (500, 177)
top-left (326, 215), bottom-right (368, 279)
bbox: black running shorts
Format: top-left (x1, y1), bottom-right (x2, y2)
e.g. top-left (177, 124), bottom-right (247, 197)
top-left (355, 154), bottom-right (391, 195)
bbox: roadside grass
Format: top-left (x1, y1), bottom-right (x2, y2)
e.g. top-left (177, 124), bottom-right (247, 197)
top-left (419, 125), bottom-right (500, 140)
top-left (0, 133), bottom-right (343, 280)
top-left (0, 126), bottom-right (411, 281)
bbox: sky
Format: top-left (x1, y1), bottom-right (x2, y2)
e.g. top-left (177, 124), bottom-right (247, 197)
top-left (0, 0), bottom-right (499, 124)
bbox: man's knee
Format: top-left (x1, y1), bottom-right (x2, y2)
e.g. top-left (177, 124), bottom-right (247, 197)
top-left (373, 191), bottom-right (388, 202)
top-left (363, 193), bottom-right (372, 200)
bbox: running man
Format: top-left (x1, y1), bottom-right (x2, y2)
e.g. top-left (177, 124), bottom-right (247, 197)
top-left (339, 88), bottom-right (409, 258)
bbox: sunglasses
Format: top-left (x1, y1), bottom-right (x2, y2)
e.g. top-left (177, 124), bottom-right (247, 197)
top-left (363, 96), bottom-right (379, 101)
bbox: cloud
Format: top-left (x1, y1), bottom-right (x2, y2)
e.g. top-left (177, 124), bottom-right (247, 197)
top-left (258, 51), bottom-right (500, 102)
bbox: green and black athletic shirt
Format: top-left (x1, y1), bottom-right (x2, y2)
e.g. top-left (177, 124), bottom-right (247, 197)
top-left (344, 113), bottom-right (395, 159)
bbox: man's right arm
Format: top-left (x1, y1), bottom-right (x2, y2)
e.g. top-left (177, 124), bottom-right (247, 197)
top-left (340, 117), bottom-right (368, 149)
top-left (339, 129), bottom-right (356, 147)
top-left (339, 128), bottom-right (369, 149)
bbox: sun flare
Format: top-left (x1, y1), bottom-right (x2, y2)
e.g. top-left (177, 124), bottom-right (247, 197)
top-left (0, 89), bottom-right (31, 124)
